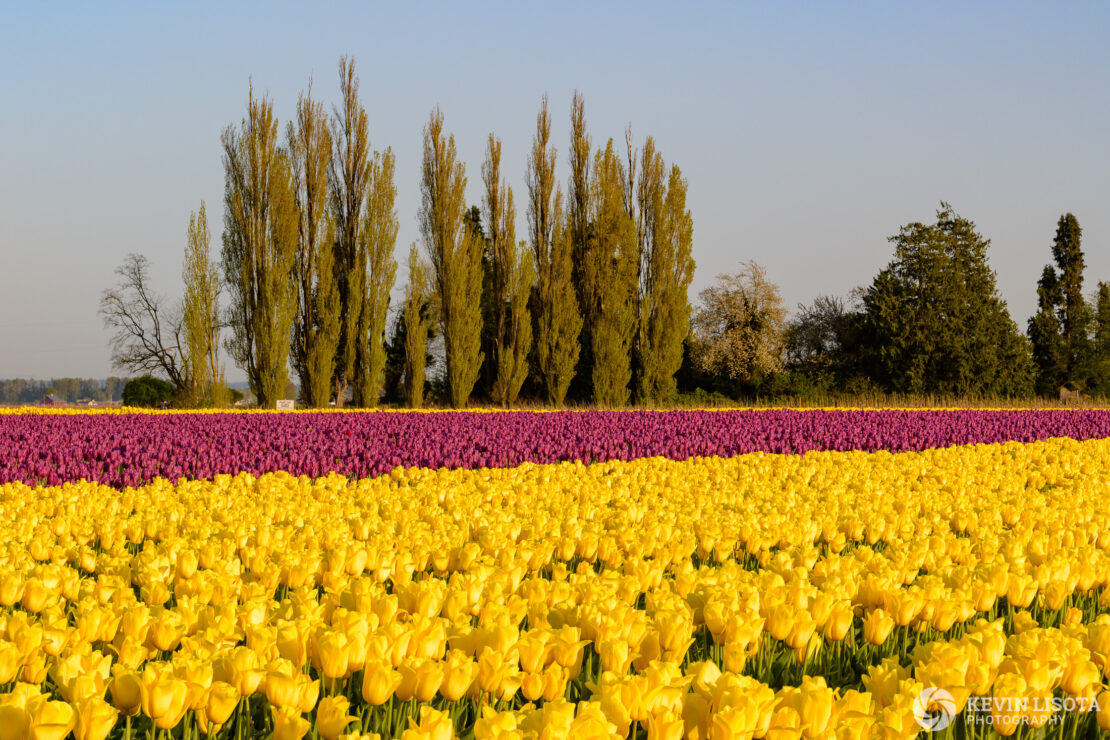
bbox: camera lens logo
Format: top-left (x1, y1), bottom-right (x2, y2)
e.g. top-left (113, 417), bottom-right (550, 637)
top-left (914, 687), bottom-right (956, 731)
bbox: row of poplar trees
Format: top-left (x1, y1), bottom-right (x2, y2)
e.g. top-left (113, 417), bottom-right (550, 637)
top-left (204, 58), bottom-right (695, 408)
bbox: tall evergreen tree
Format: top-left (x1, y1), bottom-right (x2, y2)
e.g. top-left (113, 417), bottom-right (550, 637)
top-left (288, 85), bottom-right (340, 408)
top-left (355, 148), bottom-right (398, 407)
top-left (182, 202), bottom-right (226, 406)
top-left (861, 203), bottom-right (1032, 397)
top-left (1028, 265), bottom-right (1065, 395)
top-left (329, 56), bottom-right (371, 406)
top-left (1055, 214), bottom-right (1091, 386)
top-left (1091, 282), bottom-right (1110, 395)
top-left (589, 139), bottom-right (638, 406)
top-left (529, 95), bottom-right (581, 406)
top-left (1028, 214), bottom-right (1092, 393)
top-left (221, 85), bottom-right (299, 407)
top-left (420, 107), bottom-right (483, 408)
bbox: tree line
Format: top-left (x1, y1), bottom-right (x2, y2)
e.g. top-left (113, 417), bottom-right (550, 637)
top-left (0, 378), bottom-right (125, 405)
top-left (102, 57), bottom-right (695, 408)
top-left (99, 58), bottom-right (1105, 407)
top-left (693, 204), bottom-right (1108, 401)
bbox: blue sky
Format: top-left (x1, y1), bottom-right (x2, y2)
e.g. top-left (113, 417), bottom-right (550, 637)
top-left (1, 2), bottom-right (1107, 379)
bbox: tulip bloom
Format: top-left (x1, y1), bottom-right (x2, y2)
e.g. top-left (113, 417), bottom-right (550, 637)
top-left (862, 609), bottom-right (894, 646)
top-left (316, 696), bottom-right (357, 740)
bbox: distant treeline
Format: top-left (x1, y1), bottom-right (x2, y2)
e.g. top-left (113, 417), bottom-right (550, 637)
top-left (0, 378), bottom-right (125, 405)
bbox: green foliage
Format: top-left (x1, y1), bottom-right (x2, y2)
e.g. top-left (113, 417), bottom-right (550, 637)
top-left (182, 202), bottom-right (228, 407)
top-left (329, 56), bottom-right (372, 407)
top-left (483, 136), bottom-right (533, 407)
top-left (637, 159), bottom-right (696, 404)
top-left (589, 139), bottom-right (637, 406)
top-left (861, 203), bottom-right (1033, 397)
top-left (289, 85), bottom-right (340, 408)
top-left (567, 92), bottom-right (594, 403)
top-left (420, 108), bottom-right (483, 408)
top-left (220, 85), bottom-right (299, 409)
top-left (402, 246), bottom-right (430, 408)
top-left (355, 148), bottom-right (399, 407)
top-left (529, 96), bottom-right (581, 406)
top-left (1089, 282), bottom-right (1110, 397)
top-left (121, 375), bottom-right (175, 408)
top-left (1030, 214), bottom-right (1094, 394)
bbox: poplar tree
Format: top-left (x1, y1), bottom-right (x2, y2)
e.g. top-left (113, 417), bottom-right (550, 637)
top-left (288, 85), bottom-right (340, 408)
top-left (420, 107), bottom-right (483, 408)
top-left (529, 95), bottom-right (581, 406)
top-left (221, 85), bottom-right (298, 407)
top-left (588, 140), bottom-right (638, 406)
top-left (182, 202), bottom-right (225, 406)
top-left (483, 135), bottom-right (533, 407)
top-left (633, 137), bottom-right (664, 403)
top-left (638, 156), bottom-right (695, 404)
top-left (329, 56), bottom-right (371, 406)
top-left (402, 245), bottom-right (429, 408)
top-left (567, 92), bottom-right (593, 398)
top-left (355, 148), bottom-right (398, 406)
top-left (496, 242), bottom-right (534, 407)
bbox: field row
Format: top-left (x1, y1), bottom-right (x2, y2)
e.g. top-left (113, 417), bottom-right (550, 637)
top-left (2, 438), bottom-right (1110, 737)
top-left (6, 408), bottom-right (1110, 486)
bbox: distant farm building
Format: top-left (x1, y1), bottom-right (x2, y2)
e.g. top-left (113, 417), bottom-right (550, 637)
top-left (41, 394), bottom-right (67, 406)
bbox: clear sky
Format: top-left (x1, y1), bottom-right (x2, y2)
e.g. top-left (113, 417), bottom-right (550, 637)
top-left (1, 2), bottom-right (1107, 380)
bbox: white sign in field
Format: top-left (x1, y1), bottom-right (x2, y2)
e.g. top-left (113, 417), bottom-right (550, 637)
top-left (276, 400), bottom-right (295, 411)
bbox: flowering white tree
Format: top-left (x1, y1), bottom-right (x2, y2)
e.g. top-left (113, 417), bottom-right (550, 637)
top-left (692, 260), bottom-right (786, 387)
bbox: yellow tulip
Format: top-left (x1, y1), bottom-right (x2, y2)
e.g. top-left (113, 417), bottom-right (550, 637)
top-left (149, 609), bottom-right (186, 652)
top-left (28, 698), bottom-right (76, 740)
top-left (313, 629), bottom-right (351, 679)
top-left (516, 630), bottom-right (552, 674)
top-left (567, 702), bottom-right (619, 740)
top-left (440, 649), bottom-right (478, 701)
top-left (1097, 690), bottom-right (1110, 731)
top-left (137, 664), bottom-right (189, 729)
top-left (316, 696), bottom-right (358, 740)
top-left (71, 697), bottom-right (117, 740)
top-left (0, 705), bottom-right (28, 740)
top-left (204, 681), bottom-right (240, 725)
top-left (401, 705), bottom-right (455, 740)
top-left (21, 578), bottom-right (50, 613)
top-left (108, 669), bottom-right (142, 716)
top-left (862, 609), bottom-right (894, 646)
top-left (710, 698), bottom-right (760, 740)
top-left (361, 660), bottom-right (403, 705)
top-left (989, 673), bottom-right (1027, 737)
top-left (222, 646), bottom-right (265, 696)
top-left (272, 705), bottom-right (312, 740)
top-left (397, 658), bottom-right (445, 703)
top-left (681, 692), bottom-right (710, 740)
top-left (823, 605), bottom-right (854, 642)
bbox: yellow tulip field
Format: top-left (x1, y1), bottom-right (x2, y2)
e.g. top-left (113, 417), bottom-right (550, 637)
top-left (3, 411), bottom-right (1110, 738)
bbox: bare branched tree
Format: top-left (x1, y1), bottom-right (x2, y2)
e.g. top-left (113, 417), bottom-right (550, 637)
top-left (99, 253), bottom-right (188, 390)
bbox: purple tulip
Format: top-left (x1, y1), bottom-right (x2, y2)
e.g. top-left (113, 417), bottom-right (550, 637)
top-left (2, 409), bottom-right (1110, 488)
